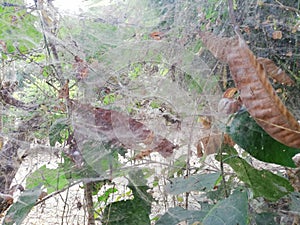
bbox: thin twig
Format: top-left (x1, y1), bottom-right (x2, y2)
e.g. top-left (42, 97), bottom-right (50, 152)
top-left (84, 182), bottom-right (96, 225)
top-left (262, 2), bottom-right (300, 14)
top-left (35, 180), bottom-right (82, 206)
top-left (219, 142), bottom-right (229, 198)
top-left (60, 187), bottom-right (70, 225)
top-left (227, 0), bottom-right (243, 38)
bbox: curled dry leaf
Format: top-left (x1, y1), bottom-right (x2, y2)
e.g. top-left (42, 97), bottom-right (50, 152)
top-left (58, 80), bottom-right (69, 99)
top-left (199, 32), bottom-right (238, 62)
top-left (257, 57), bottom-right (294, 85)
top-left (73, 56), bottom-right (89, 80)
top-left (150, 31), bottom-right (164, 40)
top-left (0, 195), bottom-right (13, 214)
top-left (272, 30), bottom-right (282, 40)
top-left (197, 134), bottom-right (235, 157)
top-left (199, 31), bottom-right (300, 148)
top-left (218, 87), bottom-right (242, 115)
top-left (222, 87), bottom-right (238, 98)
top-left (134, 149), bottom-right (152, 160)
top-left (38, 191), bottom-right (48, 200)
top-left (218, 98), bottom-right (242, 115)
top-left (198, 115), bottom-right (213, 129)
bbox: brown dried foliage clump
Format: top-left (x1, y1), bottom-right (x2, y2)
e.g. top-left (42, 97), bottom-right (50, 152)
top-left (199, 31), bottom-right (300, 148)
top-left (93, 107), bottom-right (177, 158)
top-left (58, 81), bottom-right (177, 160)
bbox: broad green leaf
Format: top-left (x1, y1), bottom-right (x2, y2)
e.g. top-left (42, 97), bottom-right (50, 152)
top-left (202, 190), bottom-right (248, 225)
top-left (157, 190), bottom-right (248, 225)
top-left (59, 153), bottom-right (100, 181)
top-left (49, 118), bottom-right (69, 146)
top-left (156, 207), bottom-right (208, 225)
top-left (3, 186), bottom-right (42, 225)
top-left (206, 181), bottom-right (230, 201)
top-left (166, 154), bottom-right (187, 178)
top-left (165, 172), bottom-right (221, 195)
top-left (102, 170), bottom-right (153, 225)
top-left (217, 149), bottom-right (294, 201)
top-left (81, 141), bottom-right (121, 174)
top-left (227, 111), bottom-right (300, 167)
top-left (253, 212), bottom-right (277, 225)
top-left (26, 165), bottom-right (68, 194)
top-left (101, 191), bottom-right (152, 225)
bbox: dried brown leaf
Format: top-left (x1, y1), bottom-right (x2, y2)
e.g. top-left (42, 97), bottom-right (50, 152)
top-left (58, 80), bottom-right (69, 99)
top-left (196, 134), bottom-right (235, 157)
top-left (198, 32), bottom-right (238, 63)
top-left (73, 56), bottom-right (89, 80)
top-left (68, 96), bottom-right (177, 159)
top-left (198, 115), bottom-right (213, 129)
top-left (272, 30), bottom-right (282, 40)
top-left (218, 97), bottom-right (242, 115)
top-left (134, 149), bottom-right (152, 160)
top-left (200, 31), bottom-right (300, 148)
top-left (219, 88), bottom-right (242, 114)
top-left (222, 87), bottom-right (238, 98)
top-left (257, 57), bottom-right (294, 85)
top-left (93, 107), bottom-right (177, 158)
top-left (150, 31), bottom-right (164, 40)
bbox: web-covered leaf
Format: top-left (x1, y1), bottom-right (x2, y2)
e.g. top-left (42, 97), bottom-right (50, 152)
top-left (26, 165), bottom-right (68, 194)
top-left (156, 206), bottom-right (209, 225)
top-left (0, 3), bottom-right (42, 57)
top-left (102, 170), bottom-right (153, 225)
top-left (3, 186), bottom-right (42, 225)
top-left (49, 118), bottom-right (69, 146)
top-left (216, 147), bottom-right (294, 201)
top-left (157, 190), bottom-right (248, 225)
top-left (165, 172), bottom-right (221, 195)
top-left (227, 111), bottom-right (300, 167)
top-left (202, 190), bottom-right (248, 225)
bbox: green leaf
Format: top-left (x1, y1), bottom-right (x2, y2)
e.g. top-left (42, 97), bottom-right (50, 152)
top-left (253, 212), bottom-right (277, 225)
top-left (217, 149), bottom-right (294, 201)
top-left (98, 187), bottom-right (118, 202)
top-left (103, 93), bottom-right (116, 105)
top-left (166, 154), bottom-right (187, 178)
top-left (227, 111), bottom-right (300, 167)
top-left (165, 172), bottom-right (221, 195)
top-left (202, 190), bottom-right (248, 225)
top-left (59, 153), bottom-right (99, 181)
top-left (156, 207), bottom-right (208, 225)
top-left (81, 141), bottom-right (121, 174)
top-left (49, 118), bottom-right (69, 146)
top-left (26, 165), bottom-right (69, 194)
top-left (3, 186), bottom-right (42, 225)
top-left (102, 170), bottom-right (153, 225)
top-left (157, 190), bottom-right (248, 225)
top-left (0, 6), bottom-right (42, 55)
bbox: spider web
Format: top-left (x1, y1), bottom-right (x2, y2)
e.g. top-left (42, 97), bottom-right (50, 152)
top-left (0, 1), bottom-right (225, 224)
top-left (2, 0), bottom-right (300, 224)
